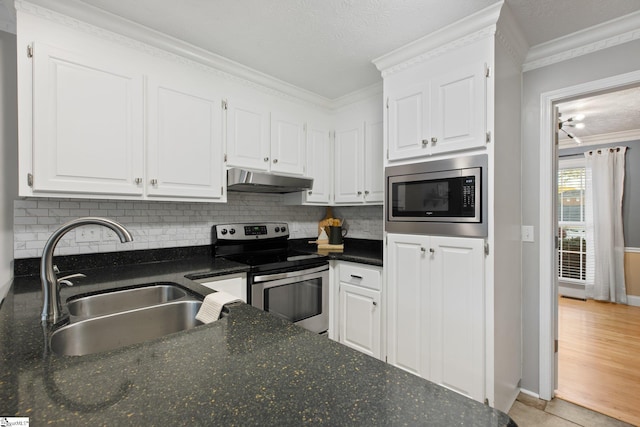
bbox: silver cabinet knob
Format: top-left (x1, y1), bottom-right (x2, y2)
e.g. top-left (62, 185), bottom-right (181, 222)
top-left (421, 247), bottom-right (426, 253)
top-left (264, 157), bottom-right (269, 162)
top-left (308, 191), bottom-right (312, 195)
top-left (357, 191), bottom-right (362, 195)
top-left (150, 179), bottom-right (158, 185)
top-left (372, 301), bottom-right (377, 307)
top-left (364, 190), bottom-right (370, 195)
top-left (422, 139), bottom-right (428, 146)
top-left (273, 159), bottom-right (278, 164)
top-left (430, 248), bottom-right (435, 253)
top-left (134, 178), bottom-right (142, 185)
top-left (431, 137), bottom-right (438, 143)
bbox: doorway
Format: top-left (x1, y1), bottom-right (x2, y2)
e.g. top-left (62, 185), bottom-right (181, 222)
top-left (539, 71), bottom-right (640, 417)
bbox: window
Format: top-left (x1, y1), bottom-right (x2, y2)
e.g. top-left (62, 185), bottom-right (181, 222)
top-left (557, 160), bottom-right (587, 281)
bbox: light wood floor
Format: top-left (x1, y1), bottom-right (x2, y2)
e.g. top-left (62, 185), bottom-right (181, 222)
top-left (557, 296), bottom-right (640, 426)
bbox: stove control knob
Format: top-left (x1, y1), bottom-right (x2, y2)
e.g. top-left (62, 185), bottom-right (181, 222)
top-left (275, 226), bottom-right (280, 233)
top-left (229, 228), bottom-right (236, 235)
top-left (281, 226), bottom-right (286, 233)
top-left (220, 228), bottom-right (228, 235)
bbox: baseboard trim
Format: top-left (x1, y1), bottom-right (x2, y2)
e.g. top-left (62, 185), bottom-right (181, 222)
top-left (519, 388), bottom-right (541, 400)
top-left (627, 295), bottom-right (640, 307)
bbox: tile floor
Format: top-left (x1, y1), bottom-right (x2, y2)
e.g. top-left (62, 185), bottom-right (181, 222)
top-left (508, 393), bottom-right (634, 427)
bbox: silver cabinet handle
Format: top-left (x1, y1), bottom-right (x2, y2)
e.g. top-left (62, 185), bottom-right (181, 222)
top-left (134, 178), bottom-right (142, 185)
top-left (431, 137), bottom-right (438, 143)
top-left (421, 247), bottom-right (426, 253)
top-left (350, 274), bottom-right (363, 280)
top-left (422, 139), bottom-right (428, 146)
top-left (430, 248), bottom-right (435, 254)
top-left (273, 159), bottom-right (278, 164)
top-left (264, 157), bottom-right (269, 162)
top-left (150, 179), bottom-right (158, 185)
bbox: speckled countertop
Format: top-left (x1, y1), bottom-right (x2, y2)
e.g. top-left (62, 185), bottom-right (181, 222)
top-left (0, 248), bottom-right (515, 426)
top-left (290, 238), bottom-right (384, 267)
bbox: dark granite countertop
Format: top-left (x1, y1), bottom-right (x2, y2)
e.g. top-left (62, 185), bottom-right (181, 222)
top-left (290, 238), bottom-right (383, 267)
top-left (0, 251), bottom-right (514, 426)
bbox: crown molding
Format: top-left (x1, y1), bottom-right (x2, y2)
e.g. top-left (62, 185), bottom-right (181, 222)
top-left (15, 0), bottom-right (334, 109)
top-left (0, 0), bottom-right (16, 34)
top-left (331, 81), bottom-right (382, 111)
top-left (494, 1), bottom-right (528, 66)
top-left (558, 128), bottom-right (640, 149)
top-left (372, 1), bottom-right (503, 76)
top-left (523, 10), bottom-right (640, 72)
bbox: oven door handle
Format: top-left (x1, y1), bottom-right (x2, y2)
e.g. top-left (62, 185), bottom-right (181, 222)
top-left (253, 264), bottom-right (328, 283)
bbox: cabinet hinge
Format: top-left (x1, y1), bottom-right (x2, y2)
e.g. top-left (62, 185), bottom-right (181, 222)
top-left (386, 97), bottom-right (389, 109)
top-left (486, 131), bottom-right (491, 143)
top-left (27, 44), bottom-right (33, 58)
top-left (484, 242), bottom-right (489, 256)
top-left (224, 153), bottom-right (227, 162)
top-left (484, 398), bottom-right (489, 405)
top-left (221, 99), bottom-right (228, 110)
top-left (485, 65), bottom-right (491, 78)
top-left (554, 339), bottom-right (559, 353)
top-left (27, 173), bottom-right (33, 187)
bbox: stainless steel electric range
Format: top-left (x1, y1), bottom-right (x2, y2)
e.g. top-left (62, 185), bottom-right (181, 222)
top-left (213, 223), bottom-right (329, 333)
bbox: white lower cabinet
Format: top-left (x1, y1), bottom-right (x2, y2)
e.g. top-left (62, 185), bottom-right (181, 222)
top-left (386, 233), bottom-right (485, 403)
top-left (335, 262), bottom-right (383, 360)
top-left (196, 273), bottom-right (247, 303)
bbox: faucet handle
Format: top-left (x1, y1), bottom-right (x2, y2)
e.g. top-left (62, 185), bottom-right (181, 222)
top-left (57, 273), bottom-right (86, 287)
top-left (53, 265), bottom-right (60, 274)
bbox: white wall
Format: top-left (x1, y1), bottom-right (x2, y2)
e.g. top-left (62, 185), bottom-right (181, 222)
top-left (521, 38), bottom-right (640, 394)
top-left (0, 29), bottom-right (17, 301)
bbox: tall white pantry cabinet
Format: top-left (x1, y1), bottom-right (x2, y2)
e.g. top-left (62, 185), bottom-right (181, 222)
top-left (374, 1), bottom-right (525, 412)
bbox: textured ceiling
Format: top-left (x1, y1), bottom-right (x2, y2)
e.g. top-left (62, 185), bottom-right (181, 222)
top-left (558, 86), bottom-right (640, 142)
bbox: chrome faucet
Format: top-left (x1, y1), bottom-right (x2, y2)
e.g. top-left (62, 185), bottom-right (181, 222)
top-left (41, 217), bottom-right (133, 325)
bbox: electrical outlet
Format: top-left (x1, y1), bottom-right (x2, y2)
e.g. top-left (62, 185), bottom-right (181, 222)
top-left (76, 225), bottom-right (102, 243)
top-left (521, 225), bottom-right (534, 243)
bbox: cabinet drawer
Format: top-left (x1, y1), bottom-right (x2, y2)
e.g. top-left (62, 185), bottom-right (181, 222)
top-left (339, 264), bottom-right (381, 291)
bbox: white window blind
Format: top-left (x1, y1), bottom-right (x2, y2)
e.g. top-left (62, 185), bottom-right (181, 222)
top-left (557, 161), bottom-right (587, 282)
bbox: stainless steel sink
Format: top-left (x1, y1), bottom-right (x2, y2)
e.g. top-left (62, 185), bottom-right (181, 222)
top-left (67, 283), bottom-right (188, 317)
top-left (50, 300), bottom-right (203, 356)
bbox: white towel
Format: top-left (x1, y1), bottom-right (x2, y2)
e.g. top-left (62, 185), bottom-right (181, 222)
top-left (196, 291), bottom-right (242, 324)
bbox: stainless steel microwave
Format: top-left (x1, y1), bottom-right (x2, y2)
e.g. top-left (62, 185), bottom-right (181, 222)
top-left (385, 154), bottom-right (488, 237)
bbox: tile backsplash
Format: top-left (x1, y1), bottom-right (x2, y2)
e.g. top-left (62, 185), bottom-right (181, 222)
top-left (14, 194), bottom-right (383, 259)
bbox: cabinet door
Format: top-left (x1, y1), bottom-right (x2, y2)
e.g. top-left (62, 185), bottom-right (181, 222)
top-left (270, 112), bottom-right (305, 175)
top-left (364, 120), bottom-right (384, 203)
top-left (32, 42), bottom-right (144, 195)
top-left (430, 62), bottom-right (486, 154)
top-left (147, 69), bottom-right (223, 199)
top-left (226, 99), bottom-right (270, 171)
top-left (429, 236), bottom-right (485, 402)
top-left (339, 283), bottom-right (381, 359)
top-left (333, 123), bottom-right (364, 203)
top-left (387, 84), bottom-right (429, 161)
top-left (305, 127), bottom-right (331, 203)
top-left (386, 233), bottom-right (431, 377)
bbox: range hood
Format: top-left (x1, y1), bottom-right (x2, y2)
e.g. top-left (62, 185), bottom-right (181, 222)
top-left (227, 168), bottom-right (313, 194)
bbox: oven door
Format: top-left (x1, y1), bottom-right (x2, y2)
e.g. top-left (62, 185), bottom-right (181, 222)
top-left (251, 264), bottom-right (329, 333)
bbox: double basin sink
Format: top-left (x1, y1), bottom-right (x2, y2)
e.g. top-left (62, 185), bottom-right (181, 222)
top-left (50, 283), bottom-right (205, 357)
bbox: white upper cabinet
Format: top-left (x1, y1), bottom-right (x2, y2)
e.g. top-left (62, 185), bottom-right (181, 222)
top-left (270, 112), bottom-right (306, 175)
top-left (225, 102), bottom-right (306, 176)
top-left (430, 62), bottom-right (486, 155)
top-left (147, 67), bottom-right (224, 200)
top-left (31, 42), bottom-right (144, 196)
top-left (333, 122), bottom-right (364, 204)
top-left (304, 127), bottom-right (332, 204)
top-left (364, 120), bottom-right (384, 203)
top-left (225, 99), bottom-right (271, 172)
top-left (386, 61), bottom-right (487, 162)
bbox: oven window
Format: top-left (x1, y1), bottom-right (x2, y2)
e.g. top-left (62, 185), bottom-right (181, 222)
top-left (264, 278), bottom-right (322, 323)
